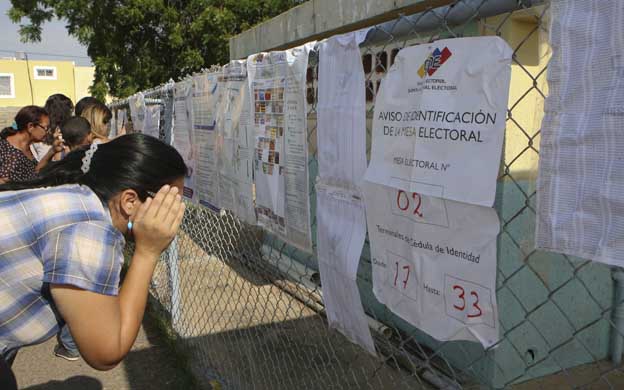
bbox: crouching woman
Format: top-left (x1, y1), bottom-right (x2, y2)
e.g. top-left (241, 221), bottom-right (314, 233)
top-left (0, 133), bottom-right (187, 388)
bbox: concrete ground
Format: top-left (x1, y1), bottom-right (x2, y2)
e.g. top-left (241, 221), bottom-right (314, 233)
top-left (12, 318), bottom-right (193, 390)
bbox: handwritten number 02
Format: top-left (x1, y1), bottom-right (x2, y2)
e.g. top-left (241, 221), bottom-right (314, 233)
top-left (452, 285), bottom-right (482, 318)
top-left (396, 190), bottom-right (423, 218)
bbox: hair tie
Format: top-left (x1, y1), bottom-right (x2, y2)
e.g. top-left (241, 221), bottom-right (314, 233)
top-left (11, 121), bottom-right (18, 130)
top-left (81, 142), bottom-right (99, 174)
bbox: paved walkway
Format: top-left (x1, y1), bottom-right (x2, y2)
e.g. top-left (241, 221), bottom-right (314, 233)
top-left (12, 319), bottom-right (193, 390)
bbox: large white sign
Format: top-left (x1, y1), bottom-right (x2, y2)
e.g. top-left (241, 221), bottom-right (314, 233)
top-left (363, 181), bottom-right (500, 347)
top-left (364, 36), bottom-right (512, 207)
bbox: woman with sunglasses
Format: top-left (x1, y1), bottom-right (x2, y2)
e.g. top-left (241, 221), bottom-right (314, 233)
top-left (0, 105), bottom-right (65, 183)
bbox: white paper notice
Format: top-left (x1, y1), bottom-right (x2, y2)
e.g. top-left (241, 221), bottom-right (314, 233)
top-left (116, 109), bottom-right (127, 137)
top-left (317, 184), bottom-right (375, 355)
top-left (247, 43), bottom-right (315, 251)
top-left (317, 34), bottom-right (367, 184)
top-left (143, 104), bottom-right (161, 139)
top-left (536, 0), bottom-right (624, 266)
top-left (364, 36), bottom-right (512, 207)
top-left (129, 92), bottom-right (146, 132)
top-left (216, 61), bottom-right (256, 225)
top-left (363, 181), bottom-right (500, 347)
top-left (192, 72), bottom-right (221, 211)
top-left (316, 32), bottom-right (375, 355)
top-left (109, 109), bottom-right (117, 138)
top-left (173, 79), bottom-right (196, 201)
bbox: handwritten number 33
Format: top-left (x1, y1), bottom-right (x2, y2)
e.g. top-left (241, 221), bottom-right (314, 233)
top-left (452, 285), bottom-right (483, 318)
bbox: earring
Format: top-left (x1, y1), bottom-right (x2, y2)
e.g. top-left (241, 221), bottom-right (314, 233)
top-left (127, 220), bottom-right (133, 232)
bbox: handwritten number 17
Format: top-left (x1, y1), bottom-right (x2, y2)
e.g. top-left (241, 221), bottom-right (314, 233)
top-left (394, 262), bottom-right (411, 289)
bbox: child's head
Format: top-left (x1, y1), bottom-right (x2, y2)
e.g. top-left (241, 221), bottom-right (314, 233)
top-left (61, 117), bottom-right (92, 150)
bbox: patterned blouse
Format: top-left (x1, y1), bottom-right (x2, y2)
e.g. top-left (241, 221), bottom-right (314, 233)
top-left (0, 139), bottom-right (37, 182)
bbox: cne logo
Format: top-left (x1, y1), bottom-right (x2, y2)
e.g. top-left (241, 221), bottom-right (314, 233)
top-left (418, 47), bottom-right (452, 78)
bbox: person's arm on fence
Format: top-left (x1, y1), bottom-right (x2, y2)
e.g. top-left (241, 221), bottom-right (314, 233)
top-left (50, 186), bottom-right (185, 370)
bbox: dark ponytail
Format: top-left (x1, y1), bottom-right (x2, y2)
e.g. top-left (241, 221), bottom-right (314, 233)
top-left (0, 133), bottom-right (187, 203)
top-left (1, 106), bottom-right (49, 139)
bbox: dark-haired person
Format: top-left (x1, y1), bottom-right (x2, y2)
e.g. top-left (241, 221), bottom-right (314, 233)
top-left (0, 106), bottom-right (65, 183)
top-left (32, 94), bottom-right (75, 161)
top-left (52, 116), bottom-right (96, 361)
top-left (53, 117), bottom-right (93, 162)
top-left (82, 103), bottom-right (113, 142)
top-left (75, 96), bottom-right (101, 117)
top-left (0, 134), bottom-right (187, 387)
top-left (62, 117), bottom-right (93, 150)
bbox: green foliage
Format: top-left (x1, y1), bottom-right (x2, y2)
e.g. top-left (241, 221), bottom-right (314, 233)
top-left (9, 0), bottom-right (303, 100)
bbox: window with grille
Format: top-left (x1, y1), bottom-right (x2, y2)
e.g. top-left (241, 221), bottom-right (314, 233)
top-left (34, 66), bottom-right (57, 80)
top-left (0, 74), bottom-right (14, 98)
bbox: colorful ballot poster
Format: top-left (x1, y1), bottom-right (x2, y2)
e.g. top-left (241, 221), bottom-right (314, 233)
top-left (192, 72), bottom-right (221, 211)
top-left (216, 61), bottom-right (256, 225)
top-left (363, 181), bottom-right (500, 347)
top-left (364, 36), bottom-right (512, 207)
top-left (247, 42), bottom-right (315, 251)
top-left (172, 79), bottom-right (196, 201)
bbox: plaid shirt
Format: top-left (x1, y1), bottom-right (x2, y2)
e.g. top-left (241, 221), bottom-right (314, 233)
top-left (0, 184), bottom-right (125, 357)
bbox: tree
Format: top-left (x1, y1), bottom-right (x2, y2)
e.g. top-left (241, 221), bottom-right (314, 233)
top-left (9, 0), bottom-right (303, 99)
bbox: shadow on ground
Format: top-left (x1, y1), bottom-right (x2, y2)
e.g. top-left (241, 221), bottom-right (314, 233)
top-left (13, 317), bottom-right (193, 390)
top-left (22, 376), bottom-right (102, 390)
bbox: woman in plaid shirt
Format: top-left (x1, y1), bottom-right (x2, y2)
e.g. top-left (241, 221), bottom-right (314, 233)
top-left (0, 133), bottom-right (187, 388)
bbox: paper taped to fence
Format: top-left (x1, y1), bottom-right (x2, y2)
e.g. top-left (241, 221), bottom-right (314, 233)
top-left (316, 32), bottom-right (375, 355)
top-left (116, 108), bottom-right (127, 137)
top-left (364, 36), bottom-right (512, 207)
top-left (192, 72), bottom-right (221, 211)
top-left (247, 42), bottom-right (315, 251)
top-left (363, 181), bottom-right (500, 347)
top-left (216, 61), bottom-right (256, 225)
top-left (317, 32), bottom-right (367, 185)
top-left (172, 79), bottom-right (196, 201)
top-left (109, 109), bottom-right (118, 138)
top-left (536, 0), bottom-right (624, 266)
top-left (143, 104), bottom-right (161, 139)
top-left (129, 92), bottom-right (146, 132)
top-left (317, 184), bottom-right (375, 355)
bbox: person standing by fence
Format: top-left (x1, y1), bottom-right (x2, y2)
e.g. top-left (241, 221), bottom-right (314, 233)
top-left (0, 134), bottom-right (187, 388)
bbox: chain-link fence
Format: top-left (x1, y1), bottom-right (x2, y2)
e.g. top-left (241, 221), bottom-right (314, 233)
top-left (109, 1), bottom-right (624, 388)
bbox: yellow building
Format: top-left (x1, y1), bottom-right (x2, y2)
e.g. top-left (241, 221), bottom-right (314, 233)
top-left (0, 58), bottom-right (95, 107)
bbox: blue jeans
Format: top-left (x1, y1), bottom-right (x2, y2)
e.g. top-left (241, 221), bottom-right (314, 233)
top-left (58, 325), bottom-right (78, 354)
